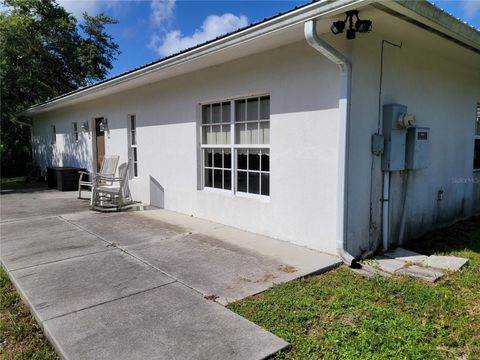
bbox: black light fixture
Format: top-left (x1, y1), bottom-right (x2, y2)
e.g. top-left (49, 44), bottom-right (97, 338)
top-left (330, 20), bottom-right (345, 35)
top-left (330, 10), bottom-right (372, 40)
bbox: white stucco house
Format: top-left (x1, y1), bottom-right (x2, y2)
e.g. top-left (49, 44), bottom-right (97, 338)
top-left (19, 0), bottom-right (480, 265)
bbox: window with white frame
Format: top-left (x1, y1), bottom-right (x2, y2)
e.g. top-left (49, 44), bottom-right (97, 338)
top-left (201, 95), bottom-right (270, 196)
top-left (73, 122), bottom-right (79, 141)
top-left (128, 115), bottom-right (138, 177)
top-left (474, 103), bottom-right (480, 171)
top-left (51, 125), bottom-right (56, 145)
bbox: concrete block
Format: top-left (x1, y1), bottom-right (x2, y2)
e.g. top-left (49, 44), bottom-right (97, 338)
top-left (352, 265), bottom-right (392, 278)
top-left (384, 248), bottom-right (428, 264)
top-left (44, 283), bottom-right (288, 360)
top-left (11, 249), bottom-right (175, 321)
top-left (372, 256), bottom-right (406, 274)
top-left (396, 265), bottom-right (444, 282)
top-left (423, 255), bottom-right (468, 271)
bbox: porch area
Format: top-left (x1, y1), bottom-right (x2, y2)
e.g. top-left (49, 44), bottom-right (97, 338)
top-left (0, 188), bottom-right (340, 359)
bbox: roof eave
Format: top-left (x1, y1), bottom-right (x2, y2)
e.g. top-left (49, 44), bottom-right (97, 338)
top-left (377, 0), bottom-right (480, 53)
top-left (19, 0), bottom-right (480, 117)
top-left (19, 0), bottom-right (367, 117)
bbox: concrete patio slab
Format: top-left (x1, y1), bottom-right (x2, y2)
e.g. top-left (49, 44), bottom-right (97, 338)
top-left (44, 282), bottom-right (289, 360)
top-left (1, 189), bottom-right (342, 359)
top-left (384, 247), bottom-right (428, 264)
top-left (138, 209), bottom-right (341, 277)
top-left (0, 189), bottom-right (89, 222)
top-left (200, 222), bottom-right (341, 279)
top-left (373, 256), bottom-right (406, 274)
top-left (62, 211), bottom-right (184, 247)
top-left (0, 216), bottom-right (110, 271)
top-left (396, 265), bottom-right (444, 282)
top-left (423, 255), bottom-right (468, 271)
top-left (65, 208), bottom-right (341, 303)
top-left (10, 249), bottom-right (175, 321)
top-left (126, 232), bottom-right (302, 304)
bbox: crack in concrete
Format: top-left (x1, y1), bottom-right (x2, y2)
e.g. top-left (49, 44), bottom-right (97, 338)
top-left (58, 215), bottom-right (209, 301)
top-left (42, 280), bottom-right (178, 323)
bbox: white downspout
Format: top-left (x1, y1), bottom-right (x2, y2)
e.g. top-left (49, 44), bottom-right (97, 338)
top-left (304, 20), bottom-right (358, 267)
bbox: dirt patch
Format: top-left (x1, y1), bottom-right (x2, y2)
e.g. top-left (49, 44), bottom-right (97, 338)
top-left (240, 273), bottom-right (275, 283)
top-left (278, 265), bottom-right (297, 273)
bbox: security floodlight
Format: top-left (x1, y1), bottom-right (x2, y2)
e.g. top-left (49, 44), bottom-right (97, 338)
top-left (330, 10), bottom-right (372, 40)
top-left (330, 20), bottom-right (345, 34)
top-left (346, 28), bottom-right (356, 40)
top-left (356, 19), bottom-right (372, 33)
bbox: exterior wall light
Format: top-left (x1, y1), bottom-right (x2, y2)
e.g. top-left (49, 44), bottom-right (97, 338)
top-left (330, 10), bottom-right (372, 40)
top-left (98, 118), bottom-right (108, 132)
top-left (330, 20), bottom-right (345, 35)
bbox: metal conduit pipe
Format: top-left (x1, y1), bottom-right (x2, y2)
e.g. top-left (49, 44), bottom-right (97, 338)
top-left (304, 20), bottom-right (359, 267)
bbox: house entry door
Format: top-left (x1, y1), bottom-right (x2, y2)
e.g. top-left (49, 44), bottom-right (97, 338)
top-left (95, 118), bottom-right (105, 172)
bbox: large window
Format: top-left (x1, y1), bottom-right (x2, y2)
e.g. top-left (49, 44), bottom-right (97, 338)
top-left (201, 95), bottom-right (270, 196)
top-left (474, 103), bottom-right (480, 171)
top-left (128, 115), bottom-right (138, 177)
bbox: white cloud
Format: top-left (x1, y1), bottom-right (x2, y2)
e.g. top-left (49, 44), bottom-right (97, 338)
top-left (149, 13), bottom-right (249, 57)
top-left (462, 0), bottom-right (480, 18)
top-left (56, 0), bottom-right (128, 18)
top-left (150, 0), bottom-right (175, 27)
top-left (57, 0), bottom-right (102, 17)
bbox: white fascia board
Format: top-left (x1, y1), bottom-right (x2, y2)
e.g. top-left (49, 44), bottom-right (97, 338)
top-left (21, 0), bottom-right (367, 116)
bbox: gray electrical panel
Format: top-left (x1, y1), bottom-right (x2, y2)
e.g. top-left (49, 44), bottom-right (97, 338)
top-left (382, 104), bottom-right (407, 171)
top-left (406, 127), bottom-right (429, 169)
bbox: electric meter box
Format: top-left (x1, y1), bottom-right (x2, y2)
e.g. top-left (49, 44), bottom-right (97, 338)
top-left (406, 127), bottom-right (429, 169)
top-left (382, 104), bottom-right (407, 171)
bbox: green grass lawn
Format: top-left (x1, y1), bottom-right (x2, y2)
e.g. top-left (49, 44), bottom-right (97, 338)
top-left (228, 217), bottom-right (480, 360)
top-left (0, 177), bottom-right (46, 192)
top-left (0, 268), bottom-right (58, 360)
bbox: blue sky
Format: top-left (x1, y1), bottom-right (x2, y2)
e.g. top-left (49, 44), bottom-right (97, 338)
top-left (52, 0), bottom-right (480, 76)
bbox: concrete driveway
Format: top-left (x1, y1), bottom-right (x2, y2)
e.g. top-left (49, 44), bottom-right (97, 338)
top-left (0, 189), bottom-right (340, 360)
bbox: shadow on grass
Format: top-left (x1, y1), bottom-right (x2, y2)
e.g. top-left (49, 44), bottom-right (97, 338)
top-left (406, 216), bottom-right (480, 255)
top-left (0, 176), bottom-right (47, 194)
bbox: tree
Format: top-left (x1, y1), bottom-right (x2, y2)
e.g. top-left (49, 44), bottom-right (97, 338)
top-left (0, 0), bottom-right (120, 176)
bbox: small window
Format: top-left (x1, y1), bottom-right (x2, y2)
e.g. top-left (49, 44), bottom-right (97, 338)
top-left (128, 115), bottom-right (138, 177)
top-left (200, 95), bottom-right (270, 196)
top-left (236, 148), bottom-right (269, 195)
top-left (73, 122), bottom-right (78, 141)
top-left (51, 125), bottom-right (56, 145)
top-left (204, 148), bottom-right (232, 190)
top-left (474, 103), bottom-right (480, 171)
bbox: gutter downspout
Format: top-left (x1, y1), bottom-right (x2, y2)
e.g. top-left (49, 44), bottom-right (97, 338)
top-left (304, 20), bottom-right (358, 267)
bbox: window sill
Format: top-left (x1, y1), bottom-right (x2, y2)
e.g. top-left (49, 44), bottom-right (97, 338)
top-left (200, 187), bottom-right (270, 202)
top-left (202, 187), bottom-right (234, 196)
top-left (235, 191), bottom-right (270, 202)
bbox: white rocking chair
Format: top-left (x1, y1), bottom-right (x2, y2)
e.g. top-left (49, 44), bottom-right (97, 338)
top-left (78, 155), bottom-right (119, 200)
top-left (90, 163), bottom-right (132, 212)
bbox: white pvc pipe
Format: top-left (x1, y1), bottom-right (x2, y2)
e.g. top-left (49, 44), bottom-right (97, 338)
top-left (382, 171), bottom-right (390, 251)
